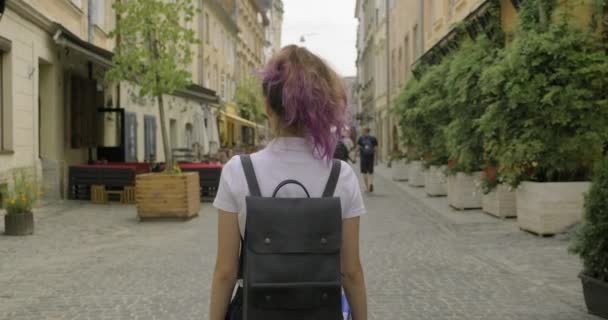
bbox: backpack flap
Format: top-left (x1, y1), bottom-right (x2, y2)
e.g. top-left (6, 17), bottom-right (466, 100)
top-left (244, 197), bottom-right (342, 285)
top-left (245, 197), bottom-right (342, 255)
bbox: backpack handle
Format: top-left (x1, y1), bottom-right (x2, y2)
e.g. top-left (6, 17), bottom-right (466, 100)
top-left (272, 180), bottom-right (311, 198)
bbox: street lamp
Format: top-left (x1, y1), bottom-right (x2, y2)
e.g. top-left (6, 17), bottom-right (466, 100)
top-left (299, 33), bottom-right (319, 44)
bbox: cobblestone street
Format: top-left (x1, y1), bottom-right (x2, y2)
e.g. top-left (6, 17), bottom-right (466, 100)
top-left (0, 167), bottom-right (599, 320)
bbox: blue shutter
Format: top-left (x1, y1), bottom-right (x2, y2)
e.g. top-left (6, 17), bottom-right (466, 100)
top-left (124, 112), bottom-right (138, 162)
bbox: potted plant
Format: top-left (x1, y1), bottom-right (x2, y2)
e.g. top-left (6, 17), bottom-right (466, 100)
top-left (479, 165), bottom-right (516, 218)
top-left (395, 60), bottom-right (452, 191)
top-left (388, 151), bottom-right (408, 181)
top-left (136, 165), bottom-right (200, 219)
top-left (108, 0), bottom-right (202, 219)
top-left (444, 35), bottom-right (501, 210)
top-left (570, 158), bottom-right (608, 319)
top-left (479, 5), bottom-right (608, 234)
top-left (2, 171), bottom-right (38, 236)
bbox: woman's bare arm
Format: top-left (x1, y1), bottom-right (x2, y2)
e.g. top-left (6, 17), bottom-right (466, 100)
top-left (341, 216), bottom-right (368, 320)
top-left (209, 210), bottom-right (241, 320)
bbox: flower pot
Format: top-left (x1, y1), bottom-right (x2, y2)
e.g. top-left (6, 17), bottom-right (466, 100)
top-left (482, 185), bottom-right (517, 218)
top-left (391, 160), bottom-right (409, 181)
top-left (447, 172), bottom-right (483, 210)
top-left (408, 161), bottom-right (425, 187)
top-left (424, 165), bottom-right (447, 197)
top-left (516, 181), bottom-right (590, 236)
top-left (4, 212), bottom-right (34, 236)
top-left (580, 273), bottom-right (608, 319)
top-left (136, 172), bottom-right (201, 219)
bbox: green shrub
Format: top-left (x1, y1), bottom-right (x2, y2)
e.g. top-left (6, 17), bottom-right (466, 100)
top-left (395, 57), bottom-right (452, 167)
top-left (479, 23), bottom-right (608, 187)
top-left (444, 35), bottom-right (501, 175)
top-left (571, 158), bottom-right (608, 282)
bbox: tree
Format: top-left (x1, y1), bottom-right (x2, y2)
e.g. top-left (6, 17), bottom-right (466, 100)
top-left (235, 76), bottom-right (266, 123)
top-left (107, 0), bottom-right (198, 167)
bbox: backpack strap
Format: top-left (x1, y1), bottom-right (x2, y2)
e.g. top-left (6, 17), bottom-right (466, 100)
top-left (240, 155), bottom-right (261, 197)
top-left (322, 160), bottom-right (342, 197)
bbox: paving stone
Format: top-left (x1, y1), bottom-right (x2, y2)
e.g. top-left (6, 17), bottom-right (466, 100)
top-left (0, 168), bottom-right (600, 320)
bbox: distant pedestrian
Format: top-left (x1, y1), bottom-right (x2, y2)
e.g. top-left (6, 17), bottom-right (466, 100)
top-left (357, 128), bottom-right (378, 192)
top-left (334, 127), bottom-right (355, 163)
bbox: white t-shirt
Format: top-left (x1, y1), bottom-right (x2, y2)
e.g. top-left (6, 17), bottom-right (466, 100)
top-left (213, 137), bottom-right (366, 236)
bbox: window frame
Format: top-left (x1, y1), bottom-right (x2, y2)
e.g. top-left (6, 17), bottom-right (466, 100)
top-left (0, 37), bottom-right (13, 153)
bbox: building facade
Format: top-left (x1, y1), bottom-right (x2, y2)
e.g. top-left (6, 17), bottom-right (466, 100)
top-left (0, 0), bottom-right (220, 201)
top-left (258, 0), bottom-right (284, 63)
top-left (235, 0), bottom-right (266, 81)
top-left (355, 0), bottom-right (549, 161)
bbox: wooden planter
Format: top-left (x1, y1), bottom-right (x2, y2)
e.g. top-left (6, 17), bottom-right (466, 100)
top-left (4, 212), bottom-right (34, 236)
top-left (447, 172), bottom-right (483, 210)
top-left (482, 185), bottom-right (517, 218)
top-left (580, 273), bottom-right (608, 319)
top-left (424, 165), bottom-right (447, 197)
top-left (136, 172), bottom-right (201, 219)
top-left (408, 161), bottom-right (425, 187)
top-left (391, 160), bottom-right (409, 181)
top-left (517, 181), bottom-right (590, 236)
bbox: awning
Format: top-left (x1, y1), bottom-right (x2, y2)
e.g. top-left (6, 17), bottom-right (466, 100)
top-left (221, 111), bottom-right (258, 128)
top-left (52, 24), bottom-right (114, 68)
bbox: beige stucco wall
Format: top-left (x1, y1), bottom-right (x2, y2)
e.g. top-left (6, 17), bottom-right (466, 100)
top-left (236, 0), bottom-right (265, 81)
top-left (0, 8), bottom-right (61, 184)
top-left (120, 83), bottom-right (212, 163)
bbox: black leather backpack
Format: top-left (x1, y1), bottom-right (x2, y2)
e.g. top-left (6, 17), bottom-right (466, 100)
top-left (237, 154), bottom-right (343, 320)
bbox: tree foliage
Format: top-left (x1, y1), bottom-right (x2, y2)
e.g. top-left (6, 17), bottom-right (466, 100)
top-left (444, 35), bottom-right (501, 174)
top-left (479, 14), bottom-right (608, 187)
top-left (107, 0), bottom-right (198, 97)
top-left (395, 57), bottom-right (452, 167)
top-left (571, 157), bottom-right (608, 282)
top-left (235, 76), bottom-right (266, 123)
top-left (106, 0), bottom-right (199, 165)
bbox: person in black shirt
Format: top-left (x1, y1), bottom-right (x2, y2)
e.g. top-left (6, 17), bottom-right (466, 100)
top-left (357, 128), bottom-right (378, 192)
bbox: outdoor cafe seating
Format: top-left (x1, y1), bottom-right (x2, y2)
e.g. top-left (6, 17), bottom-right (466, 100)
top-left (68, 159), bottom-right (223, 204)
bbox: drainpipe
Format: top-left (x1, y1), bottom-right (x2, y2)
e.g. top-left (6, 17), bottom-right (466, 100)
top-left (385, 0), bottom-right (390, 159)
top-left (87, 0), bottom-right (94, 42)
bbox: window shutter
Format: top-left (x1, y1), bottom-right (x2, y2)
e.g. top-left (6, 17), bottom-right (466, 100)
top-left (124, 112), bottom-right (138, 162)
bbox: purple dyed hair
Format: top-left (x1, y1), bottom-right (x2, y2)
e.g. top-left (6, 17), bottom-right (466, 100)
top-left (259, 45), bottom-right (348, 161)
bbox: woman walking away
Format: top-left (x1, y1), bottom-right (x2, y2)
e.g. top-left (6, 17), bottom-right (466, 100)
top-left (209, 45), bottom-right (368, 320)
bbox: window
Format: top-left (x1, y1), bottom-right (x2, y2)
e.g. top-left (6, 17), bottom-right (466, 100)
top-left (448, 0), bottom-right (457, 18)
top-left (413, 25), bottom-right (419, 58)
top-left (0, 50), bottom-right (7, 152)
top-left (185, 123), bottom-right (193, 148)
top-left (404, 35), bottom-right (411, 80)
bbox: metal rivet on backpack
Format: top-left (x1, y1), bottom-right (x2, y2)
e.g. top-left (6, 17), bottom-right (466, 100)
top-left (322, 293), bottom-right (329, 300)
top-left (264, 237), bottom-right (271, 245)
top-left (320, 237), bottom-right (328, 245)
top-left (265, 295), bottom-right (271, 302)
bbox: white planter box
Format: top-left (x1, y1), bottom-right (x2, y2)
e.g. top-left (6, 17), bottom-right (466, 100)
top-left (425, 165), bottom-right (447, 196)
top-left (516, 181), bottom-right (590, 236)
top-left (447, 172), bottom-right (483, 210)
top-left (482, 185), bottom-right (516, 218)
top-left (391, 160), bottom-right (409, 181)
top-left (408, 161), bottom-right (425, 187)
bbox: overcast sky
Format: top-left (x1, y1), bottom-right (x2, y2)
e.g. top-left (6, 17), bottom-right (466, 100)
top-left (281, 0), bottom-right (358, 77)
